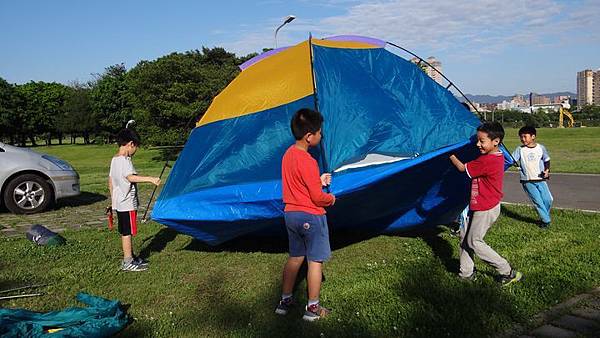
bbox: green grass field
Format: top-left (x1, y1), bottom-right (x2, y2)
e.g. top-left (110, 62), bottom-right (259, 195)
top-left (503, 127), bottom-right (600, 174)
top-left (1, 206), bottom-right (599, 337)
top-left (1, 128), bottom-right (599, 336)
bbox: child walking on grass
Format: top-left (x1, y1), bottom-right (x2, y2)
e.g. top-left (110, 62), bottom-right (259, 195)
top-left (275, 108), bottom-right (336, 321)
top-left (449, 121), bottom-right (523, 286)
top-left (109, 129), bottom-right (160, 272)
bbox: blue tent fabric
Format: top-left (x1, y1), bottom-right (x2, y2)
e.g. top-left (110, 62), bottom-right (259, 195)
top-left (312, 46), bottom-right (480, 171)
top-left (0, 292), bottom-right (129, 337)
top-left (151, 40), bottom-right (508, 245)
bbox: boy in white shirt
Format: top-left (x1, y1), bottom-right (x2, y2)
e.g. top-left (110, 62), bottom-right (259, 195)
top-left (512, 126), bottom-right (553, 228)
top-left (109, 129), bottom-right (160, 271)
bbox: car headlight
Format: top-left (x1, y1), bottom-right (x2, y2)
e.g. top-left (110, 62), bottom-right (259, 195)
top-left (42, 155), bottom-right (74, 171)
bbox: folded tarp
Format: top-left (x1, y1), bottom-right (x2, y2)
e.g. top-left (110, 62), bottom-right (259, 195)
top-left (0, 292), bottom-right (129, 337)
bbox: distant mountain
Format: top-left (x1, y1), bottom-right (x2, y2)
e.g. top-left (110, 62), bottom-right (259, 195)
top-left (460, 92), bottom-right (576, 104)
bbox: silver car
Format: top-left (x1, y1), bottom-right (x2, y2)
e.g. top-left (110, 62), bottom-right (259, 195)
top-left (0, 142), bottom-right (80, 214)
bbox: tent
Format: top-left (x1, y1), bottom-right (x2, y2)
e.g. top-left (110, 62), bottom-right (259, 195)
top-left (151, 35), bottom-right (505, 245)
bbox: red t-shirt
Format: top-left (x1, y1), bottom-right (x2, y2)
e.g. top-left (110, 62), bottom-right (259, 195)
top-left (465, 152), bottom-right (504, 211)
top-left (282, 146), bottom-right (334, 215)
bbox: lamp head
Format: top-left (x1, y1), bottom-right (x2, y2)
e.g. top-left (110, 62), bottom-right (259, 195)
top-left (284, 15), bottom-right (296, 24)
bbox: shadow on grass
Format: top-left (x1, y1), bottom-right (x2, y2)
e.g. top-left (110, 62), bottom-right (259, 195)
top-left (138, 228), bottom-right (179, 260)
top-left (393, 260), bottom-right (527, 337)
top-left (54, 192), bottom-right (107, 209)
top-left (173, 270), bottom-right (377, 337)
top-left (401, 226), bottom-right (460, 274)
top-left (182, 228), bottom-right (382, 254)
top-left (501, 205), bottom-right (538, 225)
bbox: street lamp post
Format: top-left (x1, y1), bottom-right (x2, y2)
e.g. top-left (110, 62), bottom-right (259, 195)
top-left (274, 15), bottom-right (296, 48)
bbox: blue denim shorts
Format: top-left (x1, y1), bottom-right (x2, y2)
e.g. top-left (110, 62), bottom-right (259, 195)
top-left (284, 211), bottom-right (331, 262)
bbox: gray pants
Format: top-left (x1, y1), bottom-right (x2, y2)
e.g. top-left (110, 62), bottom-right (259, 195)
top-left (459, 203), bottom-right (511, 277)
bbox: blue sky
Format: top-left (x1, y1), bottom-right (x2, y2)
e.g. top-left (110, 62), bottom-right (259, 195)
top-left (1, 0), bottom-right (599, 95)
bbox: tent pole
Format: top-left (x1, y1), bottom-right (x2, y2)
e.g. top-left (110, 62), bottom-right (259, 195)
top-left (308, 33), bottom-right (331, 176)
top-left (140, 112), bottom-right (205, 223)
top-left (387, 41), bottom-right (518, 166)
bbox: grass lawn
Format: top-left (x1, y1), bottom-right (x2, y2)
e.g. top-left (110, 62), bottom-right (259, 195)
top-left (1, 129), bottom-right (599, 336)
top-left (503, 127), bottom-right (600, 174)
top-left (1, 206), bottom-right (599, 337)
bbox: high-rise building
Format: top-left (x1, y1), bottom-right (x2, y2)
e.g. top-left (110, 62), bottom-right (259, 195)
top-left (410, 56), bottom-right (444, 85)
top-left (594, 70), bottom-right (600, 105)
top-left (577, 69), bottom-right (594, 108)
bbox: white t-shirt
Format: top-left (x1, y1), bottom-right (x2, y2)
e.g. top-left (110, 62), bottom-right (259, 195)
top-left (512, 144), bottom-right (550, 181)
top-left (109, 156), bottom-right (138, 211)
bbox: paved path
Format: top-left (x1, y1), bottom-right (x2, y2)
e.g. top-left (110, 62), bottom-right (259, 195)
top-left (501, 287), bottom-right (600, 338)
top-left (503, 171), bottom-right (600, 212)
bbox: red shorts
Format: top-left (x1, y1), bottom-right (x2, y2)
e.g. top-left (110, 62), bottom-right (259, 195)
top-left (117, 210), bottom-right (137, 236)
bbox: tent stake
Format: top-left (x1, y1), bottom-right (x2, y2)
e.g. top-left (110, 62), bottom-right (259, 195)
top-left (0, 293), bottom-right (44, 300)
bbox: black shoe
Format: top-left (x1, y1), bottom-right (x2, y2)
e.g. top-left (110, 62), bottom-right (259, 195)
top-left (539, 222), bottom-right (550, 229)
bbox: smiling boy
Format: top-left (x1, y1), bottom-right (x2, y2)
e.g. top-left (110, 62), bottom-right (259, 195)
top-left (449, 122), bottom-right (523, 286)
top-left (512, 126), bottom-right (553, 228)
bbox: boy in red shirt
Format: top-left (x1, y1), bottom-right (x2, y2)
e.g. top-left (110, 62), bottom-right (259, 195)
top-left (449, 122), bottom-right (523, 286)
top-left (275, 108), bottom-right (336, 321)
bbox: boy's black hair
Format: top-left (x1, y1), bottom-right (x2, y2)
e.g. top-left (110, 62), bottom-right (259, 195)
top-left (290, 108), bottom-right (323, 140)
top-left (477, 121), bottom-right (504, 142)
top-left (518, 125), bottom-right (537, 136)
top-left (116, 129), bottom-right (141, 146)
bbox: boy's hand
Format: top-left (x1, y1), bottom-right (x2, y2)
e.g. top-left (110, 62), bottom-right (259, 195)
top-left (320, 173), bottom-right (332, 186)
top-left (331, 194), bottom-right (336, 206)
top-left (543, 169), bottom-right (550, 179)
top-left (150, 177), bottom-right (161, 186)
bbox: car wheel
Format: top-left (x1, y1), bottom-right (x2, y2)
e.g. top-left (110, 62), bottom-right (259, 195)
top-left (3, 174), bottom-right (53, 214)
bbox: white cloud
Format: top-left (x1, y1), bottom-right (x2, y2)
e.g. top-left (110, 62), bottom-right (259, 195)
top-left (222, 0), bottom-right (600, 57)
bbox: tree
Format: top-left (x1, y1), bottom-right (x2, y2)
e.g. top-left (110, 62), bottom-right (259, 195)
top-left (89, 64), bottom-right (133, 142)
top-left (15, 81), bottom-right (70, 145)
top-left (0, 77), bottom-right (23, 144)
top-left (125, 47), bottom-right (242, 145)
top-left (59, 82), bottom-right (95, 143)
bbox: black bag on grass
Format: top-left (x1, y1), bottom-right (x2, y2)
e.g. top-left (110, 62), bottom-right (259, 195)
top-left (26, 224), bottom-right (66, 246)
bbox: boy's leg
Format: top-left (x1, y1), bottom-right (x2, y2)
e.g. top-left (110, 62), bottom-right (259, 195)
top-left (459, 212), bottom-right (476, 278)
top-left (121, 235), bottom-right (133, 260)
top-left (301, 215), bottom-right (331, 321)
top-left (282, 256), bottom-right (305, 295)
top-left (467, 204), bottom-right (511, 276)
top-left (522, 182), bottom-right (550, 224)
top-left (117, 211), bottom-right (146, 271)
top-left (307, 260), bottom-right (323, 301)
top-left (538, 181), bottom-right (553, 224)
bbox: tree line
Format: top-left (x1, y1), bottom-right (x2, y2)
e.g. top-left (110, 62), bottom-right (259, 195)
top-left (0, 47), bottom-right (256, 146)
top-left (481, 106), bottom-right (600, 128)
top-left (2, 46), bottom-right (600, 147)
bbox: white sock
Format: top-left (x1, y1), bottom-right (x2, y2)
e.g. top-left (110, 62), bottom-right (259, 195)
top-left (308, 299), bottom-right (319, 307)
top-left (282, 293), bottom-right (292, 300)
